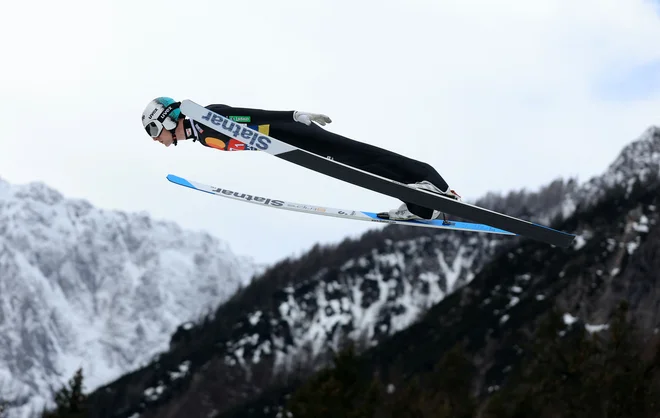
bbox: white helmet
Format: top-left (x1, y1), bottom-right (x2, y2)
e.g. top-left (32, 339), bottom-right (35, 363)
top-left (141, 97), bottom-right (182, 143)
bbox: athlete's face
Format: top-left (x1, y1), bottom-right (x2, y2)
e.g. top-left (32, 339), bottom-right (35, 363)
top-left (151, 118), bottom-right (186, 147)
top-left (154, 129), bottom-right (175, 147)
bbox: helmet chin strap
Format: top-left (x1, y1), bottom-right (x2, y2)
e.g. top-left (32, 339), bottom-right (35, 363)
top-left (170, 128), bottom-right (178, 146)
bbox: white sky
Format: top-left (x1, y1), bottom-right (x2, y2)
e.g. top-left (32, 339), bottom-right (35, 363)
top-left (1, 0), bottom-right (659, 265)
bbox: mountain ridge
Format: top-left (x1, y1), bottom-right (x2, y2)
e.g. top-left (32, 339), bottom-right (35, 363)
top-left (0, 177), bottom-right (263, 418)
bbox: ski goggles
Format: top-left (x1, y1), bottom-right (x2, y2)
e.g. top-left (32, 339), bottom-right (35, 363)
top-left (145, 120), bottom-right (165, 138)
top-left (144, 101), bottom-right (181, 138)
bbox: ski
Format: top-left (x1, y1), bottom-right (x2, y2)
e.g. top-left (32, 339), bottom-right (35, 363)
top-left (166, 174), bottom-right (516, 235)
top-left (179, 100), bottom-right (576, 248)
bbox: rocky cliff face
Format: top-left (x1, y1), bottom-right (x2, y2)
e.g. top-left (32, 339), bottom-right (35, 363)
top-left (0, 179), bottom-right (262, 418)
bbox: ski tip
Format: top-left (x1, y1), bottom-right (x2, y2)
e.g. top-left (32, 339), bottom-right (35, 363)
top-left (166, 174), bottom-right (196, 189)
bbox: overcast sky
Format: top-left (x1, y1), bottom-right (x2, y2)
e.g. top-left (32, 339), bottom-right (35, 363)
top-left (1, 0), bottom-right (659, 265)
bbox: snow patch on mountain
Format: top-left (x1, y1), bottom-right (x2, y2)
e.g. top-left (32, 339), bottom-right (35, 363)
top-left (207, 126), bottom-right (660, 384)
top-left (213, 234), bottom-right (498, 380)
top-left (581, 126), bottom-right (660, 207)
top-left (0, 178), bottom-right (261, 418)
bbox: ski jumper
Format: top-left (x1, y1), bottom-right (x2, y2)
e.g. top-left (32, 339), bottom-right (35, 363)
top-left (182, 104), bottom-right (450, 218)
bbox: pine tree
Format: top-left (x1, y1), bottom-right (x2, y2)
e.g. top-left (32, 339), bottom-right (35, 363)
top-left (286, 344), bottom-right (383, 418)
top-left (424, 343), bottom-right (476, 418)
top-left (379, 376), bottom-right (426, 418)
top-left (42, 368), bottom-right (88, 418)
top-left (482, 301), bottom-right (660, 418)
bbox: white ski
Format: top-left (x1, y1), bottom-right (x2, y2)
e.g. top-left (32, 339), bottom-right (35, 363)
top-left (166, 174), bottom-right (516, 235)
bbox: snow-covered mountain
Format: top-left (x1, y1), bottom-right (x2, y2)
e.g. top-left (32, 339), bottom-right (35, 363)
top-left (223, 127), bottom-right (660, 383)
top-left (83, 126), bottom-right (660, 418)
top-left (0, 178), bottom-right (263, 418)
top-left (473, 126), bottom-right (660, 227)
top-left (582, 126), bottom-right (660, 205)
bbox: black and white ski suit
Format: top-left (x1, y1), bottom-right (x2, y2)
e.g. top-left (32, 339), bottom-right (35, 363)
top-left (181, 104), bottom-right (450, 219)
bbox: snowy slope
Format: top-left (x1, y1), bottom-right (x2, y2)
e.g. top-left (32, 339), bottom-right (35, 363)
top-left (228, 233), bottom-right (496, 375)
top-left (96, 214), bottom-right (512, 417)
top-left (231, 128), bottom-right (660, 378)
top-left (0, 178), bottom-right (262, 418)
top-left (581, 126), bottom-right (660, 206)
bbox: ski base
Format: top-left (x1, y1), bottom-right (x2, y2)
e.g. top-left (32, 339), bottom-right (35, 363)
top-left (166, 174), bottom-right (517, 236)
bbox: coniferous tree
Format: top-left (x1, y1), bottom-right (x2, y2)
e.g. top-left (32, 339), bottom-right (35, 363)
top-left (423, 343), bottom-right (475, 418)
top-left (41, 368), bottom-right (88, 418)
top-left (287, 344), bottom-right (379, 418)
top-left (284, 299), bottom-right (660, 418)
top-left (482, 301), bottom-right (660, 418)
